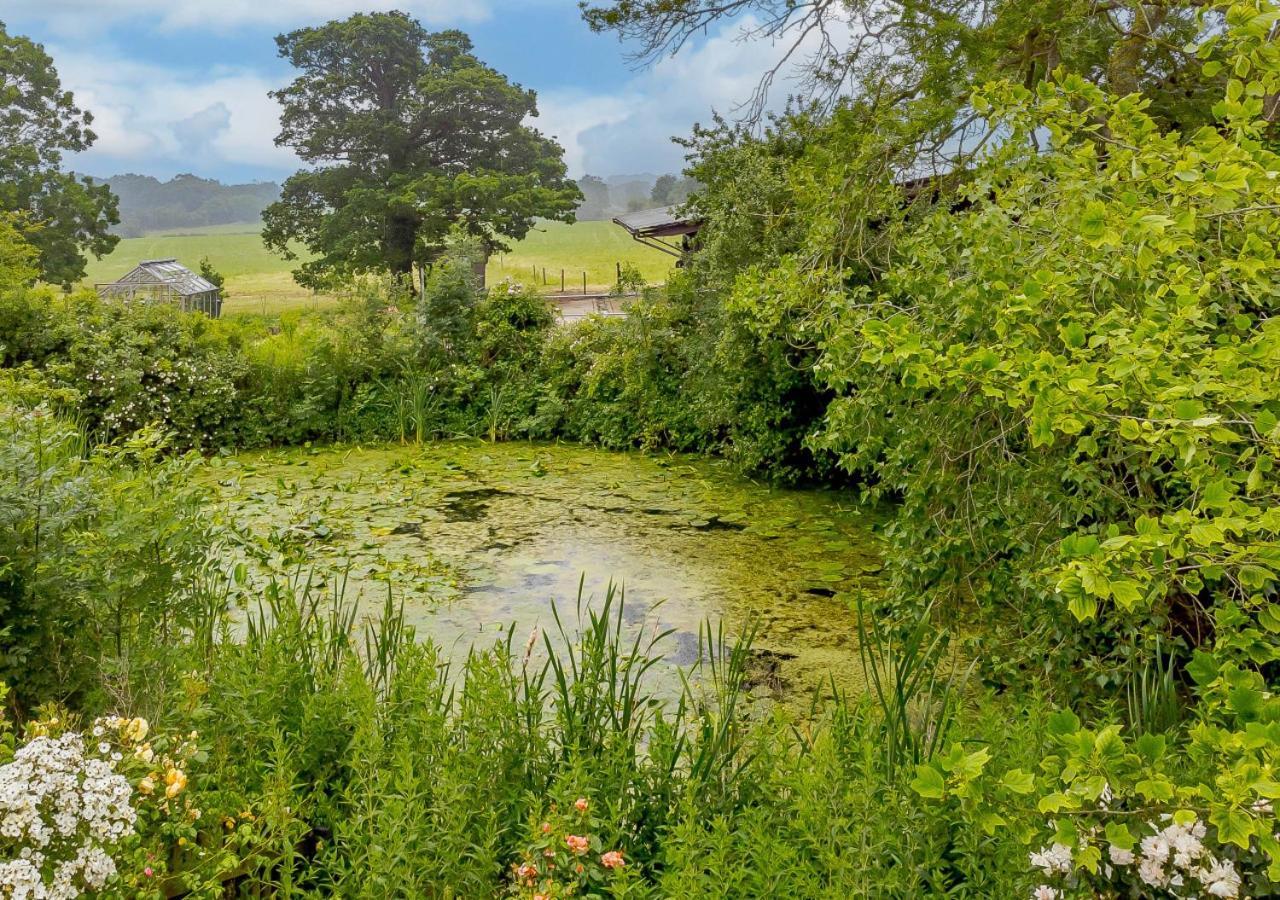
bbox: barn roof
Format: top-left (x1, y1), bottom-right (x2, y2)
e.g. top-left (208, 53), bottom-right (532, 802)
top-left (112, 258), bottom-right (219, 297)
top-left (612, 206), bottom-right (702, 239)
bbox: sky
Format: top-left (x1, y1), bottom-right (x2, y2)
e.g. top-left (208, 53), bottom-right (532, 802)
top-left (0, 0), bottom-right (805, 184)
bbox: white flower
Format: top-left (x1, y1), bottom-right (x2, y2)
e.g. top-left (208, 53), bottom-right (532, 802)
top-left (1108, 844), bottom-right (1135, 866)
top-left (1029, 843), bottom-right (1073, 875)
top-left (1141, 833), bottom-right (1171, 864)
top-left (1138, 854), bottom-right (1168, 888)
top-left (1032, 886), bottom-right (1059, 900)
top-left (0, 731), bottom-right (137, 900)
top-left (1200, 857), bottom-right (1241, 898)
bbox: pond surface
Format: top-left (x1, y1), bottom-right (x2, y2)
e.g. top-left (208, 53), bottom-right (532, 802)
top-left (204, 442), bottom-right (884, 697)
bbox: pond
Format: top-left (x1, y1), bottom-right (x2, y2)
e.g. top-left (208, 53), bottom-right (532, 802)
top-left (204, 442), bottom-right (884, 698)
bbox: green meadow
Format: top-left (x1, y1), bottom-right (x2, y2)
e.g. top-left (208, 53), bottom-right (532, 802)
top-left (487, 218), bottom-right (675, 290)
top-left (81, 219), bottom-right (675, 315)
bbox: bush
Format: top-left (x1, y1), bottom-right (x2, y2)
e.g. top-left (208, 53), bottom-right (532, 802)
top-left (0, 395), bottom-right (216, 714)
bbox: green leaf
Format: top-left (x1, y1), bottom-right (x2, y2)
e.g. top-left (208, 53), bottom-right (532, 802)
top-left (1105, 822), bottom-right (1136, 851)
top-left (1037, 791), bottom-right (1073, 813)
top-left (1001, 768), bottom-right (1036, 795)
top-left (1110, 579), bottom-right (1143, 609)
top-left (1060, 321), bottom-right (1087, 349)
top-left (978, 811), bottom-right (1006, 835)
top-left (1211, 807), bottom-right (1255, 849)
top-left (1173, 399), bottom-right (1203, 420)
top-left (1229, 686), bottom-right (1264, 720)
top-left (1047, 709), bottom-right (1081, 736)
top-left (1136, 778), bottom-right (1175, 802)
top-left (1080, 201), bottom-right (1107, 240)
top-left (1135, 733), bottom-right (1166, 763)
top-left (1068, 593), bottom-right (1098, 621)
top-left (910, 764), bottom-right (946, 799)
top-left (1200, 480), bottom-right (1232, 511)
top-left (1187, 651), bottom-right (1219, 686)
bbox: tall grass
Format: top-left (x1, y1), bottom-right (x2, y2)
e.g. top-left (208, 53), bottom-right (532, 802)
top-left (1125, 636), bottom-right (1183, 735)
top-left (379, 367), bottom-right (440, 444)
top-left (857, 596), bottom-right (970, 780)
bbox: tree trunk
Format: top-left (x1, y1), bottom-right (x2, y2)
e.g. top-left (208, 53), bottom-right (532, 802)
top-left (1107, 3), bottom-right (1168, 98)
top-left (385, 212), bottom-right (418, 276)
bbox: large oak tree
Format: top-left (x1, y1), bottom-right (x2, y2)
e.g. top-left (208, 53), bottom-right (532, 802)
top-left (0, 22), bottom-right (119, 287)
top-left (263, 14), bottom-right (582, 287)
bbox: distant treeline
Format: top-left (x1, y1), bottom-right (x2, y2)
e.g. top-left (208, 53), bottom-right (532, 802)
top-left (93, 171), bottom-right (685, 234)
top-left (574, 172), bottom-right (699, 221)
top-left (88, 173), bottom-right (281, 238)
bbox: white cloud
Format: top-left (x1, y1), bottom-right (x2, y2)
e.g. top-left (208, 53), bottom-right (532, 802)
top-left (51, 48), bottom-right (299, 179)
top-left (1, 0), bottom-right (490, 35)
top-left (18, 7), bottom-right (838, 182)
top-left (533, 92), bottom-right (635, 177)
top-left (537, 15), bottom-right (842, 177)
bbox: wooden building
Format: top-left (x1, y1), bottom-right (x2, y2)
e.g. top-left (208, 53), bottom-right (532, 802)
top-left (96, 258), bottom-right (223, 318)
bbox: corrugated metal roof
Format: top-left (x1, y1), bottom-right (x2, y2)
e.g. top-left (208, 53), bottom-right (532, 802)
top-left (115, 258), bottom-right (219, 296)
top-left (612, 206), bottom-right (701, 238)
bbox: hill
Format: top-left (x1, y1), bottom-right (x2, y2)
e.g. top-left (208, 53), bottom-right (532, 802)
top-left (89, 174), bottom-right (280, 238)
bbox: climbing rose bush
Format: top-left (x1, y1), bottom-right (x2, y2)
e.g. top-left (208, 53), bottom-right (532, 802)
top-left (507, 796), bottom-right (632, 898)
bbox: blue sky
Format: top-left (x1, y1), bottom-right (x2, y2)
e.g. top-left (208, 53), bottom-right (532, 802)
top-left (0, 1), bottom-right (803, 183)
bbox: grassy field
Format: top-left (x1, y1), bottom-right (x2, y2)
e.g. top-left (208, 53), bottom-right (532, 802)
top-left (489, 219), bottom-right (674, 290)
top-left (81, 220), bottom-right (675, 316)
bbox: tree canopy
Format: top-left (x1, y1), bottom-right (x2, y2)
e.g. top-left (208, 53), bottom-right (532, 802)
top-left (262, 13), bottom-right (582, 286)
top-left (582, 1), bottom-right (1229, 173)
top-left (0, 22), bottom-right (118, 287)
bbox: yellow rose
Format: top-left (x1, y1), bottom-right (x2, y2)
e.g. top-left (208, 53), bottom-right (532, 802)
top-left (165, 768), bottom-right (188, 798)
top-left (138, 777), bottom-right (156, 796)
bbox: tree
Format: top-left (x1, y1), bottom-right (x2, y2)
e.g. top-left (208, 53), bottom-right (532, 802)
top-left (262, 14), bottom-right (582, 287)
top-left (575, 175), bottom-right (611, 219)
top-left (0, 213), bottom-right (38, 290)
top-left (581, 2), bottom-right (1228, 170)
top-left (197, 256), bottom-right (228, 300)
top-left (650, 174), bottom-right (678, 205)
top-left (0, 22), bottom-right (119, 287)
top-left (650, 173), bottom-right (698, 206)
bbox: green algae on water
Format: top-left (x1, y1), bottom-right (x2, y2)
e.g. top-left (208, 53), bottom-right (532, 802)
top-left (203, 441), bottom-right (884, 698)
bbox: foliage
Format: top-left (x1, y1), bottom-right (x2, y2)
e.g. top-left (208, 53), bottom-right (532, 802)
top-left (53, 296), bottom-right (243, 449)
top-left (583, 1), bottom-right (1227, 149)
top-left (0, 396), bottom-right (216, 714)
top-left (0, 22), bottom-right (119, 286)
top-left (0, 213), bottom-right (38, 289)
top-left (96, 173), bottom-right (280, 238)
top-left (506, 799), bottom-right (635, 898)
top-left (0, 399), bottom-right (94, 711)
top-left (197, 256), bottom-right (227, 299)
top-left (263, 13), bottom-right (581, 284)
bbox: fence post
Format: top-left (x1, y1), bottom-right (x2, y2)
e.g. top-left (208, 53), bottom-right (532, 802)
top-left (542, 266), bottom-right (546, 285)
top-left (616, 261), bottom-right (621, 285)
top-left (583, 272), bottom-right (587, 295)
top-left (561, 270), bottom-right (565, 292)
